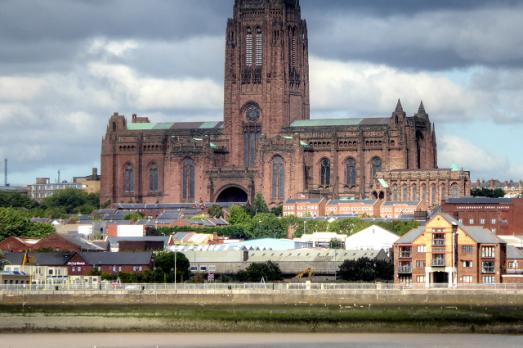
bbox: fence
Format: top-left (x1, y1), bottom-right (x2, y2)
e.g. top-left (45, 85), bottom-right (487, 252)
top-left (2, 281), bottom-right (523, 295)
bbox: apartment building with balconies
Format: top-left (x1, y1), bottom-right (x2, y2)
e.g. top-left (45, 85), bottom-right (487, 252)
top-left (393, 213), bottom-right (507, 286)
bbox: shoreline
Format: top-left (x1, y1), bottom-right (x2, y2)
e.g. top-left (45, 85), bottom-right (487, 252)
top-left (1, 304), bottom-right (523, 334)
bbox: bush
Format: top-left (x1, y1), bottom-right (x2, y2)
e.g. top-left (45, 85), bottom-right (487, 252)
top-left (338, 257), bottom-right (393, 282)
top-left (238, 261), bottom-right (283, 282)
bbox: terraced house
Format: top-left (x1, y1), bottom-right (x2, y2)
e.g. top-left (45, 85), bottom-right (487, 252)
top-left (394, 213), bottom-right (508, 286)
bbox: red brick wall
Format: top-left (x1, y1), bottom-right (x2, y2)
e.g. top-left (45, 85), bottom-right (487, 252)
top-left (0, 237), bottom-right (31, 252)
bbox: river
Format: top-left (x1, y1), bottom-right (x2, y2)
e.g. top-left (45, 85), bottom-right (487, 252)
top-left (0, 333), bottom-right (521, 348)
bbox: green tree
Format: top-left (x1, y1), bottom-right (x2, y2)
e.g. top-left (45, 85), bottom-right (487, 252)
top-left (374, 259), bottom-right (394, 281)
top-left (471, 188), bottom-right (505, 198)
top-left (338, 257), bottom-right (376, 282)
top-left (252, 193), bottom-right (269, 215)
top-left (0, 208), bottom-right (54, 241)
top-left (124, 212), bottom-right (144, 222)
top-left (207, 204), bottom-right (224, 218)
top-left (270, 205), bottom-right (283, 217)
top-left (41, 188), bottom-right (99, 215)
top-left (329, 238), bottom-right (344, 249)
top-left (153, 251), bottom-right (190, 283)
top-left (239, 261), bottom-right (283, 282)
top-left (227, 205), bottom-right (252, 225)
top-left (0, 191), bottom-right (38, 209)
top-left (248, 213), bottom-right (286, 239)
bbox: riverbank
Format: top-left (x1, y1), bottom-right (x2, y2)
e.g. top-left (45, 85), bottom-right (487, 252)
top-left (1, 304), bottom-right (523, 334)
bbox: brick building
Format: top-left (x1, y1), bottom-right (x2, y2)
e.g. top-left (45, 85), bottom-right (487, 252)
top-left (325, 199), bottom-right (380, 217)
top-left (101, 0), bottom-right (437, 207)
top-left (282, 198), bottom-right (326, 217)
top-left (373, 169), bottom-right (471, 210)
top-left (380, 201), bottom-right (423, 219)
top-left (66, 252), bottom-right (153, 276)
top-left (393, 213), bottom-right (507, 286)
top-left (441, 198), bottom-right (523, 236)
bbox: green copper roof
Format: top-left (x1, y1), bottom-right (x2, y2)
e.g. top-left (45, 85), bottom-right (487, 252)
top-left (127, 122), bottom-right (173, 130)
top-left (290, 118), bottom-right (364, 127)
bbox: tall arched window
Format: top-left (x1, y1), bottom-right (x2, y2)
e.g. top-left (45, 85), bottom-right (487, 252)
top-left (124, 163), bottom-right (134, 193)
top-left (345, 158), bottom-right (356, 188)
top-left (402, 184), bottom-right (409, 202)
top-left (149, 163), bottom-right (159, 193)
top-left (392, 184), bottom-right (399, 201)
top-left (449, 183), bottom-right (460, 198)
top-left (246, 27), bottom-right (253, 67)
top-left (182, 158), bottom-right (195, 201)
top-left (440, 183), bottom-right (447, 201)
top-left (421, 183), bottom-right (427, 202)
top-left (431, 183), bottom-right (437, 205)
top-left (320, 158), bottom-right (330, 187)
top-left (412, 184), bottom-right (417, 201)
top-left (371, 157), bottom-right (382, 180)
top-left (272, 156), bottom-right (284, 200)
top-left (255, 27), bottom-right (263, 66)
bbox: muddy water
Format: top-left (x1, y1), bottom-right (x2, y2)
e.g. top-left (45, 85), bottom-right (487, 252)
top-left (0, 333), bottom-right (522, 348)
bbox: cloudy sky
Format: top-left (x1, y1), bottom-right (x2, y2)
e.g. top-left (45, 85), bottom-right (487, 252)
top-left (1, 0), bottom-right (522, 185)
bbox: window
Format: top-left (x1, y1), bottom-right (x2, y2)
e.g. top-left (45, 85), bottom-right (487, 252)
top-left (182, 158), bottom-right (195, 201)
top-left (124, 163), bottom-right (134, 193)
top-left (392, 184), bottom-right (399, 201)
top-left (463, 275), bottom-right (473, 283)
top-left (481, 246), bottom-right (495, 258)
top-left (412, 184), bottom-right (417, 201)
top-left (149, 163), bottom-right (159, 193)
top-left (255, 27), bottom-right (262, 66)
top-left (482, 261), bottom-right (495, 273)
top-left (469, 218), bottom-right (475, 225)
top-left (491, 218), bottom-right (497, 225)
top-left (432, 233), bottom-right (445, 246)
top-left (417, 245), bottom-right (426, 253)
top-left (432, 254), bottom-right (445, 267)
top-left (48, 269), bottom-right (53, 275)
top-left (462, 260), bottom-right (472, 268)
top-left (399, 247), bottom-right (411, 258)
top-left (482, 276), bottom-right (495, 284)
top-left (345, 158), bottom-right (356, 188)
top-left (449, 183), bottom-right (460, 198)
top-left (440, 184), bottom-right (446, 201)
top-left (272, 156), bottom-right (285, 200)
top-left (402, 184), bottom-right (409, 202)
top-left (480, 218), bottom-right (485, 225)
top-left (370, 157), bottom-right (382, 179)
top-left (508, 261), bottom-right (518, 269)
top-left (421, 184), bottom-right (427, 202)
top-left (462, 245), bottom-right (473, 253)
top-left (431, 183), bottom-right (437, 205)
top-left (415, 260), bottom-right (425, 268)
top-left (320, 158), bottom-right (330, 187)
top-left (246, 27), bottom-right (253, 66)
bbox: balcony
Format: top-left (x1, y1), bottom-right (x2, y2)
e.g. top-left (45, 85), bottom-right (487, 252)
top-left (432, 259), bottom-right (446, 267)
top-left (398, 265), bottom-right (412, 274)
top-left (432, 239), bottom-right (445, 247)
top-left (399, 251), bottom-right (411, 258)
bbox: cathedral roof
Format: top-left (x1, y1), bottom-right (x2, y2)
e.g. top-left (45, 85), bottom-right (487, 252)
top-left (289, 117), bottom-right (389, 128)
top-left (127, 121), bottom-right (223, 131)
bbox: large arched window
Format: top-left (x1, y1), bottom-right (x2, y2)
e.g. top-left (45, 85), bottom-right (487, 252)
top-left (320, 158), bottom-right (330, 187)
top-left (392, 184), bottom-right (399, 201)
top-left (440, 183), bottom-right (447, 201)
top-left (421, 183), bottom-right (428, 202)
top-left (371, 157), bottom-right (382, 179)
top-left (272, 156), bottom-right (284, 200)
top-left (345, 157), bottom-right (356, 188)
top-left (149, 163), bottom-right (159, 193)
top-left (431, 183), bottom-right (437, 205)
top-left (402, 184), bottom-right (409, 202)
top-left (255, 27), bottom-right (263, 66)
top-left (182, 158), bottom-right (195, 201)
top-left (124, 163), bottom-right (134, 193)
top-left (449, 183), bottom-right (460, 198)
top-left (412, 184), bottom-right (417, 201)
top-left (246, 27), bottom-right (253, 67)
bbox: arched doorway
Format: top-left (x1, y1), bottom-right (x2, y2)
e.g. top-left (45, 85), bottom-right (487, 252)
top-left (216, 186), bottom-right (249, 203)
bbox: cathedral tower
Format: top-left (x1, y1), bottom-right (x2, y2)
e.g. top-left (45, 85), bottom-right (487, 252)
top-left (224, 0), bottom-right (310, 167)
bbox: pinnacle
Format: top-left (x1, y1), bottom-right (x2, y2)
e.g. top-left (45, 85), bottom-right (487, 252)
top-left (395, 99), bottom-right (404, 113)
top-left (418, 100), bottom-right (426, 114)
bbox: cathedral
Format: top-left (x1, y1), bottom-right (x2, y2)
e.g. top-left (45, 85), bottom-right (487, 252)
top-left (100, 0), bottom-right (441, 207)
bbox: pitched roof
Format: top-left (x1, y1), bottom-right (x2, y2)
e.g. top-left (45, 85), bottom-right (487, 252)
top-left (78, 252), bottom-right (153, 265)
top-left (383, 201), bottom-right (420, 206)
top-left (59, 234), bottom-right (105, 251)
top-left (3, 252), bottom-right (73, 266)
top-left (395, 226), bottom-right (424, 244)
top-left (446, 197), bottom-right (513, 205)
top-left (285, 198), bottom-right (323, 204)
top-left (507, 246), bottom-right (523, 259)
top-left (327, 199), bottom-right (376, 205)
top-left (127, 121), bottom-right (223, 131)
top-left (289, 117), bottom-right (389, 128)
top-left (464, 226), bottom-right (505, 244)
